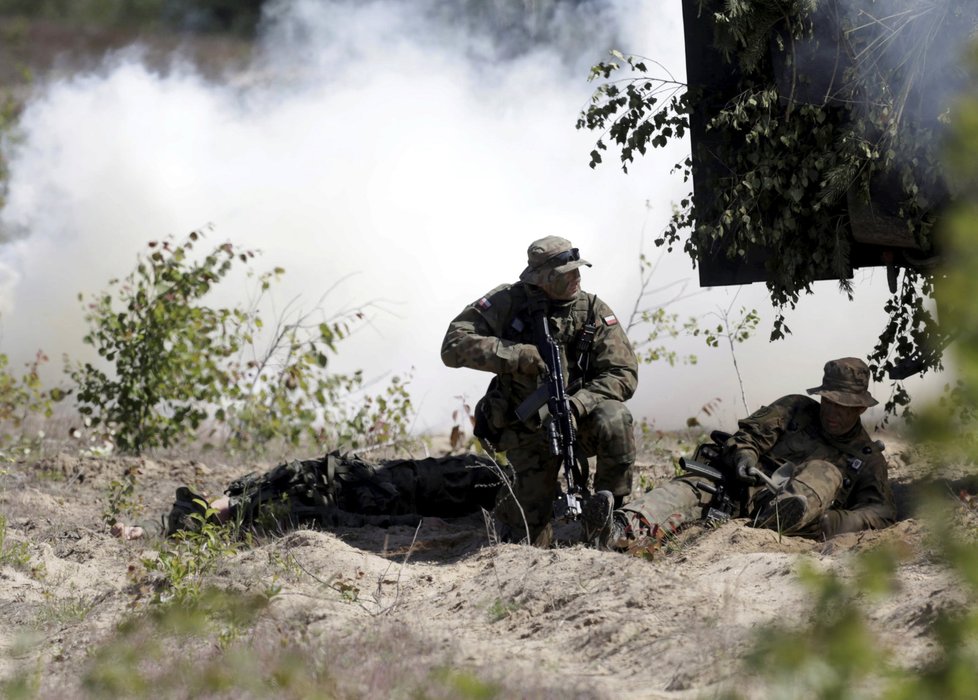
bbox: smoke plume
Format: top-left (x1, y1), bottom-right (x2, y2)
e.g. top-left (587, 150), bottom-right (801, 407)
top-left (0, 0), bottom-right (938, 436)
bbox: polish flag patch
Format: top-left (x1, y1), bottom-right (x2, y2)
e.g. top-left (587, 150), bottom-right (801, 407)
top-left (603, 314), bottom-right (618, 326)
top-left (476, 297), bottom-right (492, 310)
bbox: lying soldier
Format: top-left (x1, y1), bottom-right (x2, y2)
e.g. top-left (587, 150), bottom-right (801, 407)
top-left (581, 357), bottom-right (898, 549)
top-left (112, 451), bottom-right (502, 540)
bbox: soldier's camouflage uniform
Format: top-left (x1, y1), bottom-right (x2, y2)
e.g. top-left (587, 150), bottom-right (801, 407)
top-left (617, 364), bottom-right (896, 542)
top-left (165, 451), bottom-right (502, 537)
top-left (441, 279), bottom-right (638, 546)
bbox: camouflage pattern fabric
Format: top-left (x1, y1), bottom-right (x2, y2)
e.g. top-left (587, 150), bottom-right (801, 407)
top-left (620, 394), bottom-right (896, 540)
top-left (729, 394), bottom-right (895, 536)
top-left (749, 458), bottom-right (844, 534)
top-left (617, 477), bottom-right (710, 543)
top-left (166, 451), bottom-right (502, 536)
top-left (441, 281), bottom-right (638, 545)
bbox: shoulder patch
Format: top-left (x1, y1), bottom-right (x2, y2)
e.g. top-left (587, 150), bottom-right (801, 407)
top-left (603, 314), bottom-right (618, 326)
top-left (475, 297), bottom-right (492, 311)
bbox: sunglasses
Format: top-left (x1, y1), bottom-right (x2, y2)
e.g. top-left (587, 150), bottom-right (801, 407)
top-left (544, 248), bottom-right (580, 266)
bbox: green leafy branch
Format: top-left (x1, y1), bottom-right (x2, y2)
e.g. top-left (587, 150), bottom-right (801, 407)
top-left (577, 49), bottom-right (689, 172)
top-left (68, 229), bottom-right (254, 453)
top-left (66, 229), bottom-right (416, 456)
top-left (692, 299), bottom-right (760, 414)
top-left (624, 246), bottom-right (702, 367)
top-left (623, 218), bottom-right (760, 392)
top-left (577, 0), bottom-right (968, 409)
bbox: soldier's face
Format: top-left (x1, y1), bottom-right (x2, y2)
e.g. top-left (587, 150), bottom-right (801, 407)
top-left (819, 398), bottom-right (866, 436)
top-left (540, 267), bottom-right (581, 300)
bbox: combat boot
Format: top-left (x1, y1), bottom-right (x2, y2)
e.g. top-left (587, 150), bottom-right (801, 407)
top-left (165, 486), bottom-right (219, 537)
top-left (580, 490), bottom-right (613, 547)
top-left (752, 491), bottom-right (809, 533)
top-left (581, 490), bottom-right (627, 549)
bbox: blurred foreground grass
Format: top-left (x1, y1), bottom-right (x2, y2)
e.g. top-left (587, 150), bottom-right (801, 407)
top-left (720, 41), bottom-right (978, 700)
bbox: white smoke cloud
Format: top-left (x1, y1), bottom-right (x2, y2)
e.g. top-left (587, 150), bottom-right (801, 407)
top-left (0, 0), bottom-right (941, 437)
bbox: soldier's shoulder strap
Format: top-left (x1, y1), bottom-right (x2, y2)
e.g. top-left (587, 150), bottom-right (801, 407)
top-left (575, 294), bottom-right (598, 375)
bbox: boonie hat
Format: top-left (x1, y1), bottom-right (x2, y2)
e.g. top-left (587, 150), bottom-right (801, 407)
top-left (807, 357), bottom-right (878, 408)
top-left (519, 235), bottom-right (592, 285)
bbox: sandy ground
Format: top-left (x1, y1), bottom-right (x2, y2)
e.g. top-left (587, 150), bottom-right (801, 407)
top-left (2, 15), bottom-right (975, 700)
top-left (0, 432), bottom-right (975, 699)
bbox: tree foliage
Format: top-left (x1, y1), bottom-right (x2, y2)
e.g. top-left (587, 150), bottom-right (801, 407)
top-left (67, 230), bottom-right (413, 455)
top-left (0, 0), bottom-right (266, 34)
top-left (0, 89), bottom-right (18, 234)
top-left (579, 0), bottom-right (976, 414)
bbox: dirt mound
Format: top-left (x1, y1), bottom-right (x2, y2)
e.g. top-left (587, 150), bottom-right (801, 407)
top-left (0, 435), bottom-right (973, 698)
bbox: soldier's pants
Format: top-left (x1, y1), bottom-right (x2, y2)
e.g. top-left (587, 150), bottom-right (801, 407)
top-left (617, 476), bottom-right (712, 539)
top-left (616, 459), bottom-right (846, 541)
top-left (494, 399), bottom-right (635, 546)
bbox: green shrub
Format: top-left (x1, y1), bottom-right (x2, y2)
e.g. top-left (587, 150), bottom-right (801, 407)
top-left (68, 231), bottom-right (255, 453)
top-left (0, 513), bottom-right (31, 570)
top-left (67, 230), bottom-right (415, 455)
top-left (0, 351), bottom-right (58, 458)
top-left (102, 464), bottom-right (144, 525)
top-left (144, 505), bottom-right (243, 606)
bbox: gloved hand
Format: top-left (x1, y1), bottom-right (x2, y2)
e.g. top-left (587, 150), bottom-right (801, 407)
top-left (515, 344), bottom-right (547, 376)
top-left (734, 449), bottom-right (760, 484)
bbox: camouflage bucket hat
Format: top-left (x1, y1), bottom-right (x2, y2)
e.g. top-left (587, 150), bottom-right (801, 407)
top-left (519, 235), bottom-right (592, 285)
top-left (806, 357), bottom-right (878, 408)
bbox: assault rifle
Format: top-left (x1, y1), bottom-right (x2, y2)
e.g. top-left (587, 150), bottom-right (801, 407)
top-left (677, 456), bottom-right (741, 524)
top-left (515, 294), bottom-right (587, 520)
top-left (679, 431), bottom-right (784, 524)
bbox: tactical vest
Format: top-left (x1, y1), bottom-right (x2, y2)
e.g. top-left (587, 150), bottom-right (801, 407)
top-left (497, 284), bottom-right (599, 386)
top-left (473, 284), bottom-right (598, 446)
